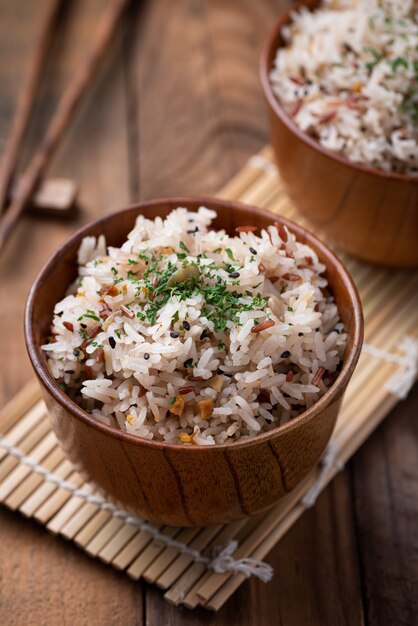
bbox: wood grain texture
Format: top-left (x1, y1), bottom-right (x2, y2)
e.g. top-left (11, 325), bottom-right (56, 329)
top-left (0, 0), bottom-right (134, 623)
top-left (0, 0), bottom-right (62, 212)
top-left (126, 0), bottom-right (286, 199)
top-left (0, 0), bottom-right (417, 624)
top-left (260, 0), bottom-right (418, 268)
top-left (0, 507), bottom-right (143, 626)
top-left (0, 0), bottom-right (129, 251)
top-left (352, 384), bottom-right (418, 626)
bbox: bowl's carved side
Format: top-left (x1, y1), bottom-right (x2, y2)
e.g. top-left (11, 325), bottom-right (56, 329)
top-left (43, 387), bottom-right (343, 526)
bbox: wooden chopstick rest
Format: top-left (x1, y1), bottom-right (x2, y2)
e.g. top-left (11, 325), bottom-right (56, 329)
top-left (7, 177), bottom-right (79, 217)
top-left (31, 177), bottom-right (79, 216)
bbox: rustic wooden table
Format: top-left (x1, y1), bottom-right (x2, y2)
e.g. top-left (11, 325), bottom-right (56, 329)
top-left (0, 1), bottom-right (417, 624)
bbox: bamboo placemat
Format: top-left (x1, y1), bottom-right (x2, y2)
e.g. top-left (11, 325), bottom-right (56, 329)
top-left (1, 146), bottom-right (417, 611)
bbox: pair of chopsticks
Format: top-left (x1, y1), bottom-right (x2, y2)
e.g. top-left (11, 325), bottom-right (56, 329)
top-left (0, 0), bottom-right (129, 253)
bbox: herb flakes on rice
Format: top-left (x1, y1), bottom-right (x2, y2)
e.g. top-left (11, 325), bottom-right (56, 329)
top-left (43, 206), bottom-right (347, 445)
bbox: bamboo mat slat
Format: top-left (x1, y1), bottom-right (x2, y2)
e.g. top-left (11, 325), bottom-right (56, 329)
top-left (0, 146), bottom-right (417, 611)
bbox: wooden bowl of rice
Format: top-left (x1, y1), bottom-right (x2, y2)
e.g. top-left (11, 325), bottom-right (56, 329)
top-left (25, 197), bottom-right (363, 527)
top-left (260, 0), bottom-right (418, 267)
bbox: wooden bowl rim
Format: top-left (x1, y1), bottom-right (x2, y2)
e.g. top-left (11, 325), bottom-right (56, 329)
top-left (259, 0), bottom-right (418, 185)
top-left (25, 196), bottom-right (363, 452)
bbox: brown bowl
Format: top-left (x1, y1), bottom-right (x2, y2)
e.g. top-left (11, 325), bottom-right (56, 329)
top-left (260, 0), bottom-right (418, 268)
top-left (25, 197), bottom-right (363, 527)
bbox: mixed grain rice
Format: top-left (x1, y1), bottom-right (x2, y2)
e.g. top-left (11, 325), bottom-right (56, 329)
top-left (270, 0), bottom-right (418, 174)
top-left (43, 207), bottom-right (346, 445)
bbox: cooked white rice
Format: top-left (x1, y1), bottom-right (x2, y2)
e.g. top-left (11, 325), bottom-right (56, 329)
top-left (42, 207), bottom-right (346, 445)
top-left (270, 0), bottom-right (418, 174)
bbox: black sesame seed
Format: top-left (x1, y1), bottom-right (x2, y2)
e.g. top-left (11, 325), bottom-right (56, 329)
top-left (144, 353), bottom-right (150, 360)
top-left (170, 331), bottom-right (179, 338)
top-left (73, 349), bottom-right (80, 357)
top-left (57, 311), bottom-right (63, 317)
top-left (109, 337), bottom-right (116, 349)
top-left (218, 368), bottom-right (233, 377)
top-left (229, 272), bottom-right (240, 279)
top-left (182, 321), bottom-right (190, 331)
top-left (249, 247), bottom-right (257, 255)
top-left (281, 350), bottom-right (291, 358)
top-left (200, 329), bottom-right (209, 340)
top-left (298, 332), bottom-right (304, 337)
top-left (80, 323), bottom-right (87, 329)
top-left (184, 358), bottom-right (193, 368)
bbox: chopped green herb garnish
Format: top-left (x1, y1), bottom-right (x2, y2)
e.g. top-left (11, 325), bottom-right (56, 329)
top-left (179, 241), bottom-right (190, 253)
top-left (138, 251), bottom-right (150, 262)
top-left (390, 56), bottom-right (408, 72)
top-left (78, 310), bottom-right (100, 322)
top-left (364, 47), bottom-right (382, 72)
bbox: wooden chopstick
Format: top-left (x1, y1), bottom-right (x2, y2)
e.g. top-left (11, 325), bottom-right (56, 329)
top-left (0, 0), bottom-right (129, 253)
top-left (0, 0), bottom-right (63, 214)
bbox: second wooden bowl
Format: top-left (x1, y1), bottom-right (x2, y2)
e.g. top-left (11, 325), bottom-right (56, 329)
top-left (25, 197), bottom-right (363, 526)
top-left (260, 0), bottom-right (418, 268)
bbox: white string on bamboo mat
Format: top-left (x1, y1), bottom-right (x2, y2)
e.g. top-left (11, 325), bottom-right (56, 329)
top-left (0, 436), bottom-right (273, 583)
top-left (302, 337), bottom-right (418, 507)
top-left (363, 337), bottom-right (418, 400)
top-left (0, 340), bottom-right (416, 582)
top-left (247, 155), bottom-right (278, 176)
top-left (301, 441), bottom-right (344, 508)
